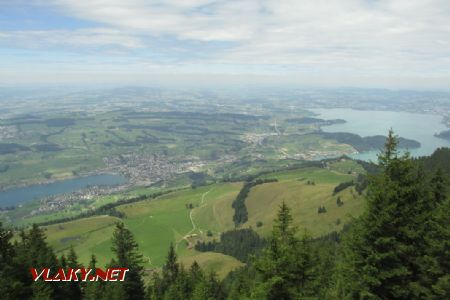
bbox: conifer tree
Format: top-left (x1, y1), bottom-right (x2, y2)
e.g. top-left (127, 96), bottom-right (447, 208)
top-left (15, 224), bottom-right (61, 299)
top-left (0, 222), bottom-right (27, 299)
top-left (84, 254), bottom-right (104, 300)
top-left (431, 168), bottom-right (447, 205)
top-left (192, 271), bottom-right (224, 300)
top-left (162, 242), bottom-right (179, 288)
top-left (431, 196), bottom-right (450, 298)
top-left (147, 271), bottom-right (163, 300)
top-left (110, 222), bottom-right (145, 300)
top-left (253, 202), bottom-right (315, 299)
top-left (341, 130), bottom-right (440, 298)
top-left (225, 266), bottom-right (256, 300)
top-left (165, 264), bottom-right (192, 299)
top-left (189, 261), bottom-right (203, 284)
top-left (60, 254), bottom-right (67, 269)
top-left (149, 244), bottom-right (193, 299)
top-left (65, 245), bottom-right (82, 299)
top-left (427, 170), bottom-right (450, 298)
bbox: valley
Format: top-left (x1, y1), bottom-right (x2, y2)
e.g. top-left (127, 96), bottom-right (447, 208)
top-left (1, 88), bottom-right (449, 282)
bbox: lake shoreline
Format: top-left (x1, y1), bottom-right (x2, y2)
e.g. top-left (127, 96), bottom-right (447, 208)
top-left (311, 108), bottom-right (450, 161)
top-left (0, 170), bottom-right (127, 193)
top-left (0, 173), bottom-right (129, 208)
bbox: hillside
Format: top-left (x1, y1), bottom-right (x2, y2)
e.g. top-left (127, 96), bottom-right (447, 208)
top-left (418, 147), bottom-right (450, 175)
top-left (435, 130), bottom-right (450, 141)
top-left (244, 167), bottom-right (364, 237)
top-left (316, 131), bottom-right (421, 151)
top-left (41, 162), bottom-right (365, 277)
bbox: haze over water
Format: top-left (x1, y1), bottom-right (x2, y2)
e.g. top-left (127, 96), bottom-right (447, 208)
top-left (312, 108), bottom-right (450, 162)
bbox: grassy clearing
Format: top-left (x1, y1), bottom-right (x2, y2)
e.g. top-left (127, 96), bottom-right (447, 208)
top-left (327, 158), bottom-right (366, 174)
top-left (245, 167), bottom-right (364, 237)
top-left (179, 252), bottom-right (244, 279)
top-left (43, 183), bottom-right (242, 271)
top-left (116, 183), bottom-right (241, 266)
top-left (259, 167), bottom-right (355, 183)
top-left (44, 215), bottom-right (120, 267)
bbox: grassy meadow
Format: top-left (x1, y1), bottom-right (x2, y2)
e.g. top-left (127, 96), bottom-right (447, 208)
top-left (40, 164), bottom-right (364, 277)
top-left (43, 183), bottom-right (242, 271)
top-left (245, 167), bottom-right (364, 237)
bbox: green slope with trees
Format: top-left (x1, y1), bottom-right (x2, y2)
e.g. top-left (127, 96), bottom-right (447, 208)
top-left (1, 132), bottom-right (449, 299)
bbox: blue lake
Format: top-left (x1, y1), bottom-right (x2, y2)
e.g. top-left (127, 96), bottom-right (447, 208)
top-left (0, 174), bottom-right (128, 208)
top-left (311, 108), bottom-right (450, 161)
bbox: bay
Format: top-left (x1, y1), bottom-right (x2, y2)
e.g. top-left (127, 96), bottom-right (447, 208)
top-left (311, 108), bottom-right (450, 161)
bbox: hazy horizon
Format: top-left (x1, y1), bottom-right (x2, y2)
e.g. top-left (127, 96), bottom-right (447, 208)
top-left (1, 1), bottom-right (450, 90)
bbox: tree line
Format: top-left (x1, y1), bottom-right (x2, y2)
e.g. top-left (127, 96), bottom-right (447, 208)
top-left (232, 179), bottom-right (278, 226)
top-left (194, 228), bottom-right (266, 263)
top-left (34, 189), bottom-right (182, 227)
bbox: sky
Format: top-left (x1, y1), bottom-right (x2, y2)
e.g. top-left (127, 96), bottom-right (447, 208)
top-left (1, 0), bottom-right (449, 89)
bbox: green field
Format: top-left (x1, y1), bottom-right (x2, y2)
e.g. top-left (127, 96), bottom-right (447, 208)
top-left (327, 158), bottom-right (366, 174)
top-left (44, 216), bottom-right (120, 267)
top-left (246, 167), bottom-right (364, 237)
top-left (43, 183), bottom-right (242, 271)
top-left (6, 185), bottom-right (179, 227)
top-left (40, 166), bottom-right (364, 277)
top-left (179, 252), bottom-right (244, 279)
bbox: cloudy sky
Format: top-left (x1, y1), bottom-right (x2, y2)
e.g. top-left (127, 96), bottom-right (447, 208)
top-left (1, 0), bottom-right (449, 89)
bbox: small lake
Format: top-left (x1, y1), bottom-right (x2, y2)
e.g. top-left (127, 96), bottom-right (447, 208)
top-left (0, 174), bottom-right (128, 208)
top-left (311, 108), bottom-right (450, 161)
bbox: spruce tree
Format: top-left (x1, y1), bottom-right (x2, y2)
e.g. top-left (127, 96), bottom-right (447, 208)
top-left (14, 224), bottom-right (61, 299)
top-left (65, 245), bottom-right (82, 299)
top-left (226, 266), bottom-right (256, 300)
top-left (162, 243), bottom-right (179, 288)
top-left (428, 170), bottom-right (449, 298)
top-left (147, 272), bottom-right (163, 300)
top-left (165, 264), bottom-right (191, 299)
top-left (431, 196), bottom-right (450, 298)
top-left (0, 222), bottom-right (27, 299)
top-left (253, 202), bottom-right (315, 299)
top-left (110, 222), bottom-right (145, 300)
top-left (192, 271), bottom-right (224, 300)
top-left (189, 261), bottom-right (204, 284)
top-left (341, 130), bottom-right (439, 299)
top-left (84, 255), bottom-right (104, 300)
top-left (431, 168), bottom-right (447, 205)
top-left (149, 244), bottom-right (190, 299)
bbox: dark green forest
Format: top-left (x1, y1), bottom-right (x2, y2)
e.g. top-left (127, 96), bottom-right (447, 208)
top-left (1, 131), bottom-right (449, 299)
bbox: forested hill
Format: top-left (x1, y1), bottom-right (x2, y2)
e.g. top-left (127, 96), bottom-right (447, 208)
top-left (418, 147), bottom-right (450, 175)
top-left (435, 130), bottom-right (450, 141)
top-left (316, 131), bottom-right (420, 152)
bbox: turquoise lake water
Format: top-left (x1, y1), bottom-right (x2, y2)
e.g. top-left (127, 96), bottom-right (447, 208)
top-left (0, 174), bottom-right (128, 208)
top-left (311, 109), bottom-right (450, 162)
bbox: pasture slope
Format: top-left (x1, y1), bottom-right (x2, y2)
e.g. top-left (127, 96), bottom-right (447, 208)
top-left (44, 183), bottom-right (243, 275)
top-left (43, 164), bottom-right (364, 277)
top-left (245, 167), bottom-right (364, 237)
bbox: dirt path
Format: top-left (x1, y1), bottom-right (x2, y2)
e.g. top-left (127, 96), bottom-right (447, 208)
top-left (175, 187), bottom-right (214, 250)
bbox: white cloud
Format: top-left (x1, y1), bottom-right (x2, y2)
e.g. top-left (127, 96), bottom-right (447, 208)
top-left (0, 28), bottom-right (144, 50)
top-left (2, 0), bottom-right (450, 87)
top-left (37, 0), bottom-right (259, 41)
